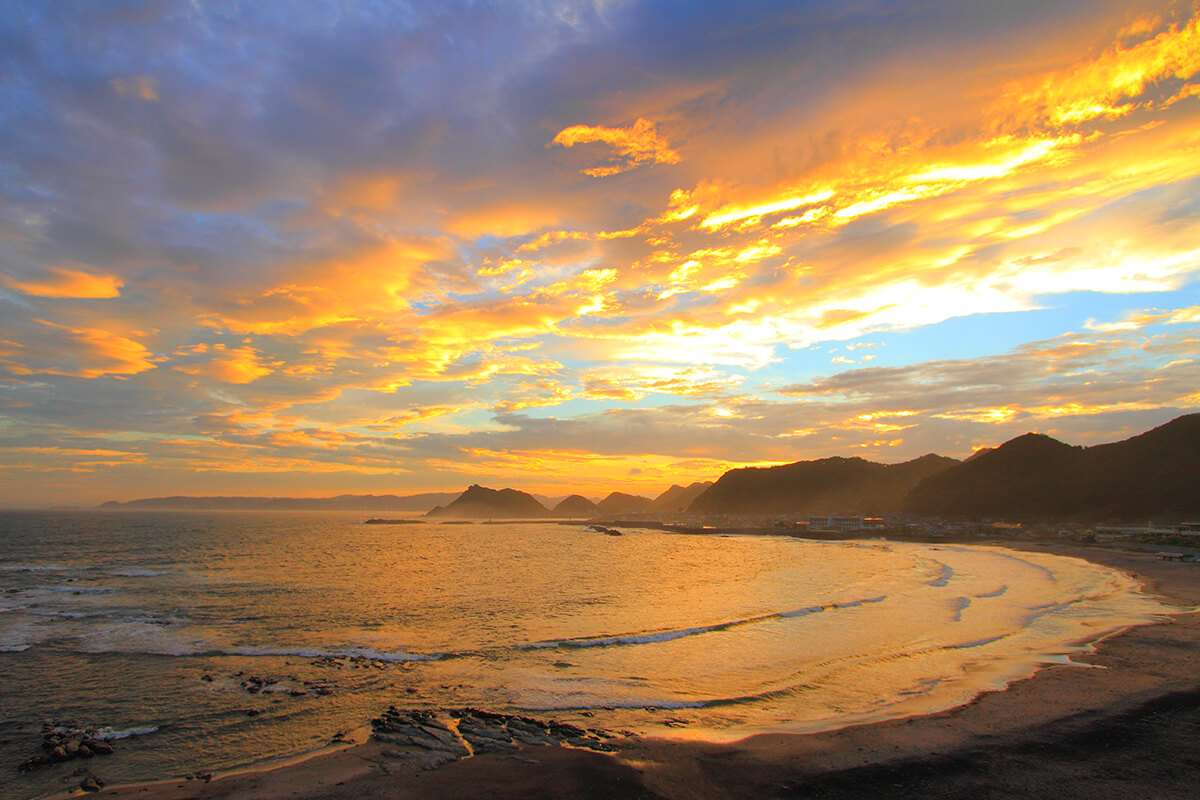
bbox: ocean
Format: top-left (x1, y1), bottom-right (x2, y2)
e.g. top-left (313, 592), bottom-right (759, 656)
top-left (0, 511), bottom-right (1171, 798)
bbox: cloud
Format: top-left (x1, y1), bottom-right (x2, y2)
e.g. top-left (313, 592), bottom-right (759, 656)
top-left (110, 75), bottom-right (159, 102)
top-left (3, 1), bottom-right (1200, 504)
top-left (551, 117), bottom-right (680, 176)
top-left (174, 344), bottom-right (276, 385)
top-left (0, 320), bottom-right (156, 379)
top-left (3, 268), bottom-right (123, 299)
top-left (995, 13), bottom-right (1200, 128)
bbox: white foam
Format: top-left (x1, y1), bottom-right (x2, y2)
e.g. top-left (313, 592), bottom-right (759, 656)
top-left (108, 567), bottom-right (170, 578)
top-left (92, 725), bottom-right (159, 740)
top-left (523, 596), bottom-right (890, 650)
top-left (73, 621), bottom-right (210, 657)
top-left (0, 564), bottom-right (69, 572)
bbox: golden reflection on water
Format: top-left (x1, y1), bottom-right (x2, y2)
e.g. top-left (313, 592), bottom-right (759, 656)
top-left (0, 512), bottom-right (1174, 792)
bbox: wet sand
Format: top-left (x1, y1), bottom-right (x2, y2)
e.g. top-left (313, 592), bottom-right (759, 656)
top-left (64, 541), bottom-right (1200, 800)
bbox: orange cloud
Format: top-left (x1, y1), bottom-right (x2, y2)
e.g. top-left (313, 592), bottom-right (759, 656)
top-left (0, 320), bottom-right (156, 378)
top-left (209, 237), bottom-right (448, 336)
top-left (551, 117), bottom-right (680, 176)
top-left (174, 344), bottom-right (275, 384)
top-left (4, 268), bottom-right (124, 299)
top-left (319, 173), bottom-right (407, 215)
top-left (996, 14), bottom-right (1200, 128)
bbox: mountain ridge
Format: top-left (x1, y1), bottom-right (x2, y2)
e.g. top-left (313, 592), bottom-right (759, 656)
top-left (905, 414), bottom-right (1200, 520)
top-left (687, 453), bottom-right (960, 516)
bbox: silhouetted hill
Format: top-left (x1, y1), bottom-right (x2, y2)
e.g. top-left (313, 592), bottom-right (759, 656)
top-left (905, 414), bottom-right (1200, 520)
top-left (98, 493), bottom-right (458, 512)
top-left (596, 492), bottom-right (653, 515)
top-left (552, 494), bottom-right (598, 517)
top-left (425, 485), bottom-right (549, 518)
top-left (652, 482), bottom-right (713, 512)
top-left (688, 454), bottom-right (959, 516)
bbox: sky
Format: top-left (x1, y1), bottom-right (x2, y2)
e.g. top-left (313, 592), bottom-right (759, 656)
top-left (2, 0), bottom-right (1200, 506)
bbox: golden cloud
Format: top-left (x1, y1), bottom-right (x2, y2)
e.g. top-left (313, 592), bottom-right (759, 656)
top-left (996, 14), bottom-right (1200, 128)
top-left (3, 268), bottom-right (124, 299)
top-left (581, 365), bottom-right (741, 402)
top-left (0, 320), bottom-right (156, 378)
top-left (174, 344), bottom-right (276, 384)
top-left (551, 117), bottom-right (680, 176)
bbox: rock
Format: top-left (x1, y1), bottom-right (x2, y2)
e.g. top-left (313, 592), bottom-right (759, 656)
top-left (19, 754), bottom-right (52, 771)
top-left (419, 751), bottom-right (460, 770)
top-left (550, 722), bottom-right (586, 738)
top-left (509, 729), bottom-right (558, 746)
top-left (80, 773), bottom-right (104, 792)
top-left (88, 740), bottom-right (114, 755)
top-left (381, 748), bottom-right (411, 759)
top-left (77, 744), bottom-right (93, 758)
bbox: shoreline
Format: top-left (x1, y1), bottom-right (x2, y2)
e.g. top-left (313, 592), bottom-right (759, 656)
top-left (49, 540), bottom-right (1200, 799)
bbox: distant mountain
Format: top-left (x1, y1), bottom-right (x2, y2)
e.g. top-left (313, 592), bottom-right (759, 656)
top-left (596, 491), bottom-right (654, 515)
top-left (904, 414), bottom-right (1200, 520)
top-left (425, 485), bottom-right (549, 518)
top-left (98, 493), bottom-right (459, 512)
top-left (551, 494), bottom-right (598, 517)
top-left (687, 454), bottom-right (959, 516)
top-left (652, 482), bottom-right (713, 512)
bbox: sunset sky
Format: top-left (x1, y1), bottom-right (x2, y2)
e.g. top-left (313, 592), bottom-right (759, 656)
top-left (2, 0), bottom-right (1200, 505)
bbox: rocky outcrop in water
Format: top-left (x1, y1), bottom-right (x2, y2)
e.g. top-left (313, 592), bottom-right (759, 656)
top-left (18, 721), bottom-right (117, 772)
top-left (371, 707), bottom-right (617, 770)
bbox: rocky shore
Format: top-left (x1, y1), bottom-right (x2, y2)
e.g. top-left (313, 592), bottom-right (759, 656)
top-left (18, 721), bottom-right (119, 793)
top-left (371, 707), bottom-right (618, 771)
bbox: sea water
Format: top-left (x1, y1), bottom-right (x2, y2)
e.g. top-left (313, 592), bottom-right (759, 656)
top-left (0, 511), bottom-right (1172, 798)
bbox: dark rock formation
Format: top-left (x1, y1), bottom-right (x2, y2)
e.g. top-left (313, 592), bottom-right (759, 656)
top-left (371, 707), bottom-right (616, 770)
top-left (688, 454), bottom-right (958, 516)
top-left (19, 722), bottom-right (118, 772)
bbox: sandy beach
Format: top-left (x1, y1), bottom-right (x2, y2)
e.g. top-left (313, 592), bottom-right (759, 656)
top-left (55, 540), bottom-right (1198, 800)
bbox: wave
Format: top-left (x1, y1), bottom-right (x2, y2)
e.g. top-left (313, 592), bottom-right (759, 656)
top-left (107, 567), bottom-right (171, 578)
top-left (34, 585), bottom-right (118, 594)
top-left (221, 645), bottom-right (439, 663)
top-left (92, 725), bottom-right (159, 740)
top-left (44, 723), bottom-right (159, 741)
top-left (519, 595), bottom-right (889, 651)
top-left (0, 563), bottom-right (70, 573)
top-left (519, 697), bottom-right (711, 712)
